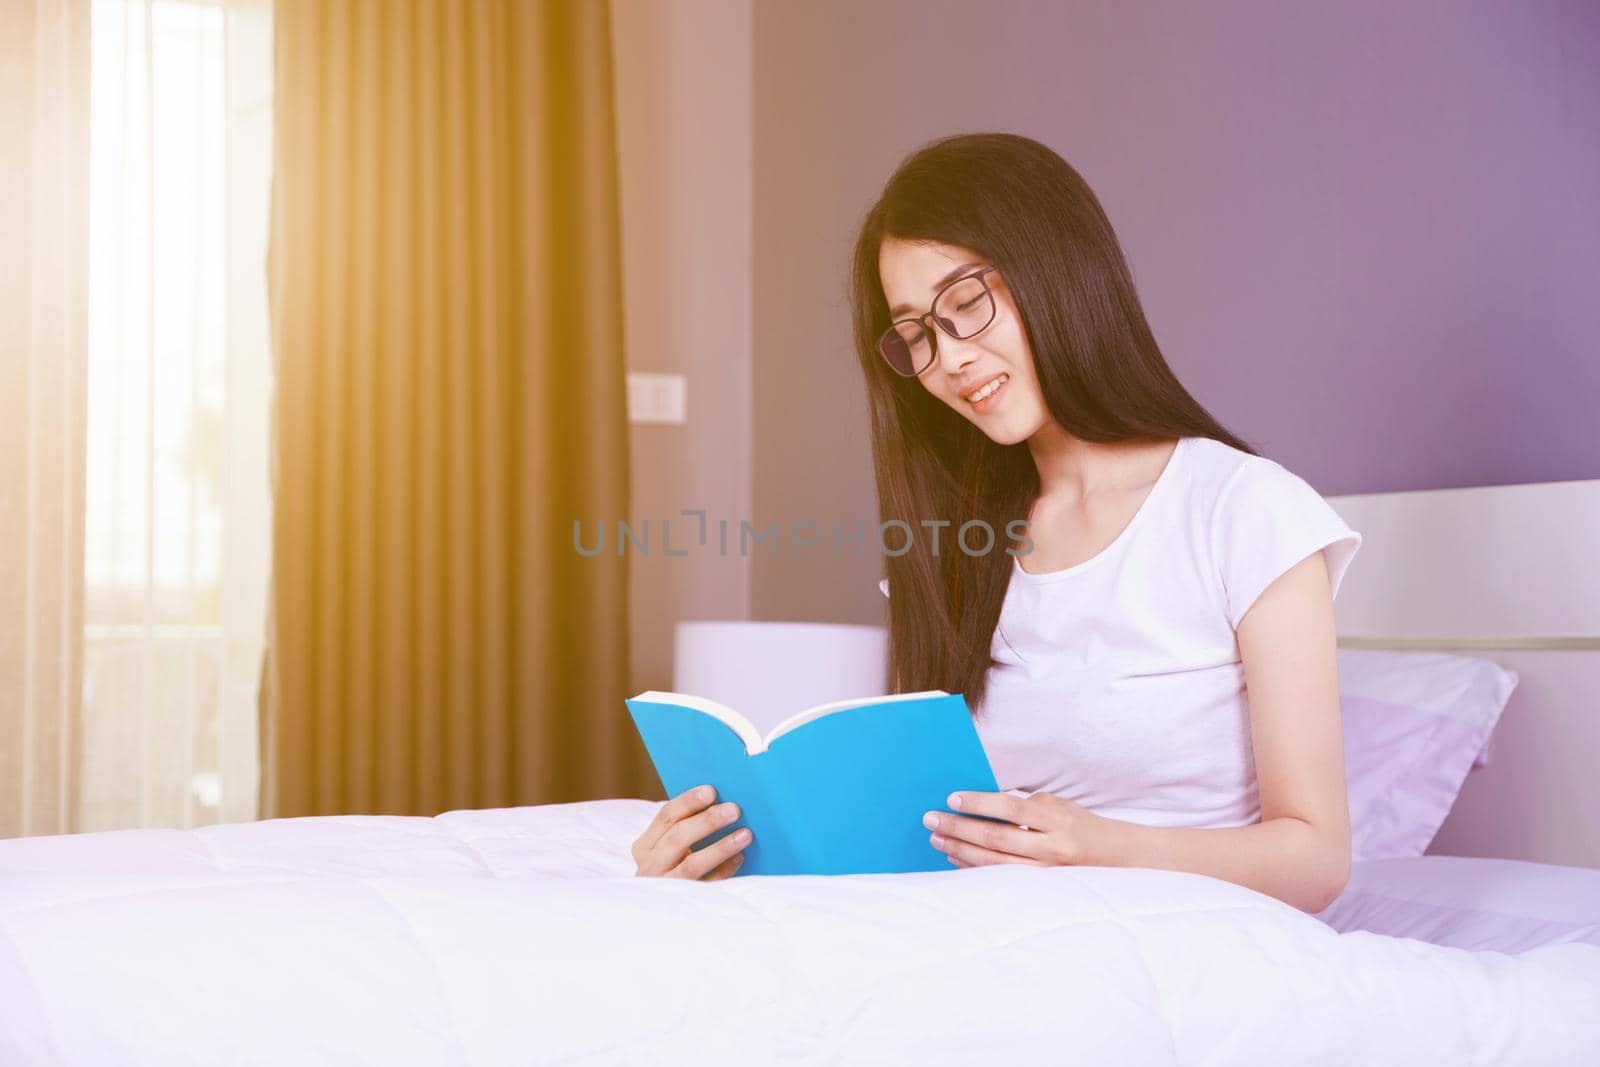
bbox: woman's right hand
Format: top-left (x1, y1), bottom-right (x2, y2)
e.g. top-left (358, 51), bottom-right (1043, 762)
top-left (631, 784), bottom-right (754, 880)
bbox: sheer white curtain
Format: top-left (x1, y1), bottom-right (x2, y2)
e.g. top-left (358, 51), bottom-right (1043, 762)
top-left (0, 0), bottom-right (89, 839)
top-left (0, 0), bottom-right (274, 838)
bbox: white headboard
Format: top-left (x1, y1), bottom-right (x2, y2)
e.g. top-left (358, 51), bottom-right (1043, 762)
top-left (1326, 477), bottom-right (1600, 870)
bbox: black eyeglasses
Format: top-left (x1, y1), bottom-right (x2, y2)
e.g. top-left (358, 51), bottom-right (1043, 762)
top-left (877, 266), bottom-right (1000, 376)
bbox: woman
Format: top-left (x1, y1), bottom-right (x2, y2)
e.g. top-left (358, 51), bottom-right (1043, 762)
top-left (633, 133), bottom-right (1361, 913)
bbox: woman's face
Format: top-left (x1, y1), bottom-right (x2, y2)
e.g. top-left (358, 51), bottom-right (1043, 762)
top-left (877, 237), bottom-right (1050, 445)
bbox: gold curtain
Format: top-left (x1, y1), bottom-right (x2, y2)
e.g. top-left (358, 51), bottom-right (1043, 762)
top-left (263, 0), bottom-right (651, 818)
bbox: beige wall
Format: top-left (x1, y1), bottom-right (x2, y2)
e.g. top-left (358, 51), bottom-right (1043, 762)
top-left (611, 0), bottom-right (755, 693)
top-left (746, 7), bottom-right (892, 627)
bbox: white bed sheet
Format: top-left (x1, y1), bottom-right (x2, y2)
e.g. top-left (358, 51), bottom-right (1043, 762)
top-left (1318, 854), bottom-right (1600, 953)
top-left (2, 799), bottom-right (1597, 1066)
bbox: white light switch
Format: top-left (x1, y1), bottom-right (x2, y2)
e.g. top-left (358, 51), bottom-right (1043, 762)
top-left (627, 372), bottom-right (687, 424)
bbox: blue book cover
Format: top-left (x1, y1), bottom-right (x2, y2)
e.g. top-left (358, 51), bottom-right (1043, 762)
top-left (625, 689), bottom-right (1001, 876)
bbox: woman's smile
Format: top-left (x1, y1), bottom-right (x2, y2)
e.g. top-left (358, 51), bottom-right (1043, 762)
top-left (964, 372), bottom-right (1009, 412)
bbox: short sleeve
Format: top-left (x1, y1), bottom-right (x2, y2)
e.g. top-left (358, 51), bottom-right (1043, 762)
top-left (1213, 458), bottom-right (1362, 631)
top-left (878, 578), bottom-right (890, 599)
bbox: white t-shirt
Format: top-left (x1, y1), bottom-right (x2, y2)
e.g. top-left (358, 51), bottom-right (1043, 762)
top-left (879, 435), bottom-right (1362, 830)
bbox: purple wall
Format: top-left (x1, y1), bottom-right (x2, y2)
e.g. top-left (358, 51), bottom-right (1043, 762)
top-left (751, 0), bottom-right (1600, 620)
top-left (994, 0), bottom-right (1600, 495)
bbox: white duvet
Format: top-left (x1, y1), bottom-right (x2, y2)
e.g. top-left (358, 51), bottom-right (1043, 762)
top-left (1, 799), bottom-right (1597, 1066)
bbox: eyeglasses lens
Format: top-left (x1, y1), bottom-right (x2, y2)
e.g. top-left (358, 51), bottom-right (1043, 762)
top-left (877, 275), bottom-right (995, 376)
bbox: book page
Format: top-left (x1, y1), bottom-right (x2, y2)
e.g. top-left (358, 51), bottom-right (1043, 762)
top-left (631, 691), bottom-right (764, 755)
top-left (764, 690), bottom-right (950, 748)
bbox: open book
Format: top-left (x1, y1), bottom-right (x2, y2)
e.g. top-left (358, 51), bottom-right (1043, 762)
top-left (626, 689), bottom-right (1000, 876)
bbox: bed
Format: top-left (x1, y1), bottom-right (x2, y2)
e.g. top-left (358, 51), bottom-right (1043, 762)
top-left (2, 476), bottom-right (1598, 1065)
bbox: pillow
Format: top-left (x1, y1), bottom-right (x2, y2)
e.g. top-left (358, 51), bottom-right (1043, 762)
top-left (1316, 855), bottom-right (1600, 953)
top-left (1338, 649), bottom-right (1518, 862)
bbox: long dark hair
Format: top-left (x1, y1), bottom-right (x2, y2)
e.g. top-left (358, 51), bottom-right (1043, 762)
top-left (849, 132), bottom-right (1257, 711)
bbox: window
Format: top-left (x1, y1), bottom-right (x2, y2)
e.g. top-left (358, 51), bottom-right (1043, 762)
top-left (82, 0), bottom-right (273, 830)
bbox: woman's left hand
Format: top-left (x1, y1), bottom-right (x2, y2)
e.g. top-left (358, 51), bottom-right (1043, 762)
top-left (923, 790), bottom-right (1109, 868)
